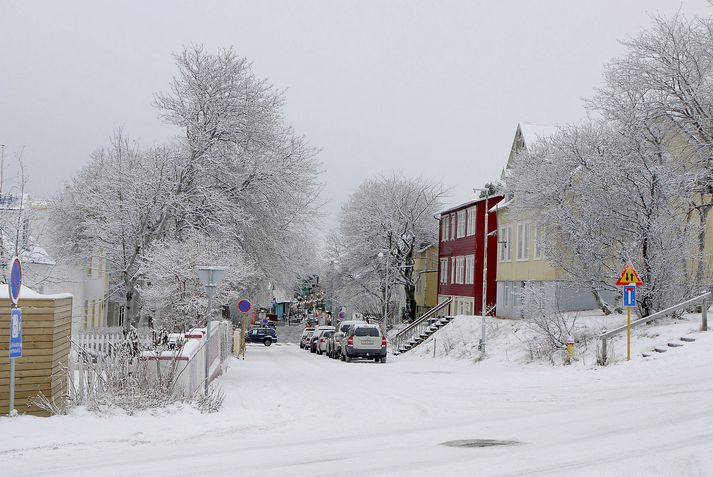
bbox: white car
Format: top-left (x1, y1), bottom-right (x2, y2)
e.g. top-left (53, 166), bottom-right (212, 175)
top-left (316, 330), bottom-right (334, 355)
top-left (340, 324), bottom-right (387, 363)
top-left (309, 326), bottom-right (335, 353)
top-left (300, 328), bottom-right (315, 349)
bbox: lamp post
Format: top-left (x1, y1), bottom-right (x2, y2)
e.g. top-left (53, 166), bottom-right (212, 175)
top-left (473, 188), bottom-right (491, 352)
top-left (195, 266), bottom-right (227, 396)
top-left (377, 231), bottom-right (393, 335)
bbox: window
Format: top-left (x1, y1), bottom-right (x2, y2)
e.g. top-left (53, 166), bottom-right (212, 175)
top-left (87, 257), bottom-right (93, 277)
top-left (500, 225), bottom-right (512, 262)
top-left (450, 213), bottom-right (456, 240)
top-left (466, 207), bottom-right (476, 236)
top-left (451, 257), bottom-right (456, 284)
top-left (517, 223), bottom-right (530, 261)
top-left (456, 211), bottom-right (466, 238)
top-left (503, 282), bottom-right (510, 306)
top-left (455, 256), bottom-right (465, 284)
top-left (84, 300), bottom-right (89, 329)
top-left (441, 216), bottom-right (449, 242)
top-left (534, 224), bottom-right (544, 260)
top-left (440, 259), bottom-right (449, 284)
top-left (91, 300), bottom-right (96, 328)
top-left (355, 327), bottom-right (380, 337)
top-left (465, 255), bottom-right (475, 284)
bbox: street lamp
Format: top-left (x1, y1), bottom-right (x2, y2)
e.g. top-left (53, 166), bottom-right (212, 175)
top-left (195, 265), bottom-right (227, 396)
top-left (473, 187), bottom-right (492, 352)
top-left (377, 231), bottom-right (393, 334)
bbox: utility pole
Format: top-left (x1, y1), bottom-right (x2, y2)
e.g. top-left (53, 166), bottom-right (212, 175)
top-left (474, 188), bottom-right (491, 352)
top-left (195, 266), bottom-right (227, 396)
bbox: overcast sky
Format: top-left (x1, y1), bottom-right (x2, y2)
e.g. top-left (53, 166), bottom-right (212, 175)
top-left (1, 0), bottom-right (711, 229)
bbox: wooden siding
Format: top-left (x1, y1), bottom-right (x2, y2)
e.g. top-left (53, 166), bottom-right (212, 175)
top-left (438, 196), bottom-right (502, 314)
top-left (0, 297), bottom-right (72, 416)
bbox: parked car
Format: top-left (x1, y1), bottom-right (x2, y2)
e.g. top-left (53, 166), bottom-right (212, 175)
top-left (316, 330), bottom-right (334, 355)
top-left (310, 326), bottom-right (335, 353)
top-left (340, 324), bottom-right (386, 362)
top-left (246, 327), bottom-right (278, 346)
top-left (300, 328), bottom-right (315, 349)
top-left (329, 320), bottom-right (366, 359)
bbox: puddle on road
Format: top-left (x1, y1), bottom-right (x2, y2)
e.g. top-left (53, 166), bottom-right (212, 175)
top-left (440, 439), bottom-right (522, 448)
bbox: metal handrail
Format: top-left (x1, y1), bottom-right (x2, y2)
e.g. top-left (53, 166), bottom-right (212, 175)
top-left (393, 298), bottom-right (452, 353)
top-left (599, 291), bottom-right (710, 364)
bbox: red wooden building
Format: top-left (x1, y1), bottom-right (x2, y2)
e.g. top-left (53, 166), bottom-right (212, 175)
top-left (437, 195), bottom-right (503, 316)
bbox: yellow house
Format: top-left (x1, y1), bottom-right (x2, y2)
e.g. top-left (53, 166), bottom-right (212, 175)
top-left (495, 123), bottom-right (606, 318)
top-left (414, 244), bottom-right (439, 316)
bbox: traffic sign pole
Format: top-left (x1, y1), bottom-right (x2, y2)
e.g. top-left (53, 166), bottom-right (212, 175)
top-left (8, 256), bottom-right (22, 416)
top-left (627, 306), bottom-right (631, 361)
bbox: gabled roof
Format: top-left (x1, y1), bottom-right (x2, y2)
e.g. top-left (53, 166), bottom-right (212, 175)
top-left (439, 194), bottom-right (504, 216)
top-left (518, 122), bottom-right (558, 149)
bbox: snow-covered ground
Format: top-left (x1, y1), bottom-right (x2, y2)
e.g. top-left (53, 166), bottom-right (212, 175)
top-left (2, 314), bottom-right (713, 476)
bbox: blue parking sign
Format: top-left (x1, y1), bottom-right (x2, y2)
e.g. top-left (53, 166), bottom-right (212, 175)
top-left (9, 308), bottom-right (22, 358)
top-left (623, 285), bottom-right (636, 308)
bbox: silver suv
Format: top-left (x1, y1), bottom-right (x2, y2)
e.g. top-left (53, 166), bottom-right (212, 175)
top-left (340, 324), bottom-right (387, 363)
top-left (329, 320), bottom-right (365, 359)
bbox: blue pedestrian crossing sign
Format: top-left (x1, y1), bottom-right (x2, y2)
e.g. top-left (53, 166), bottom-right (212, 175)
top-left (9, 308), bottom-right (22, 358)
top-left (623, 285), bottom-right (636, 308)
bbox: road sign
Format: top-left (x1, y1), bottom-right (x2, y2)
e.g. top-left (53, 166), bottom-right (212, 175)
top-left (9, 308), bottom-right (22, 358)
top-left (623, 285), bottom-right (636, 308)
top-left (615, 262), bottom-right (644, 286)
top-left (8, 256), bottom-right (22, 305)
top-left (238, 299), bottom-right (252, 313)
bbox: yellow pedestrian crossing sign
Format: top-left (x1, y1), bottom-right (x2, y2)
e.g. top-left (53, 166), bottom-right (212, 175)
top-left (616, 263), bottom-right (644, 286)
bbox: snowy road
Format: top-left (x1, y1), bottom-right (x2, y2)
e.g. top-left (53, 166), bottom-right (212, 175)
top-left (2, 336), bottom-right (713, 476)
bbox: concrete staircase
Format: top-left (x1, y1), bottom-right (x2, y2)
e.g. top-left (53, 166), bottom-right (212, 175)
top-left (393, 315), bottom-right (455, 356)
top-left (642, 336), bottom-right (696, 358)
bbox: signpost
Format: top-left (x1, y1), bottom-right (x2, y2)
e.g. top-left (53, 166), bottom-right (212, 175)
top-left (237, 299), bottom-right (251, 359)
top-left (195, 266), bottom-right (227, 396)
top-left (616, 263), bottom-right (644, 361)
top-left (8, 256), bottom-right (22, 415)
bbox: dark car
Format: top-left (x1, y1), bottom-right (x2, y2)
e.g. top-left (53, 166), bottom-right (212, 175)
top-left (246, 327), bottom-right (278, 346)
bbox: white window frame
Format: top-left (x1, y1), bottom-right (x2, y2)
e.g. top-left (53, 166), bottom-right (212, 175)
top-left (450, 213), bottom-right (456, 240)
top-left (500, 225), bottom-right (512, 262)
top-left (456, 210), bottom-right (466, 239)
top-left (465, 255), bottom-right (475, 285)
top-left (439, 258), bottom-right (449, 284)
top-left (455, 256), bottom-right (465, 284)
top-left (534, 223), bottom-right (544, 260)
top-left (441, 216), bottom-right (449, 242)
top-left (517, 222), bottom-right (530, 261)
top-left (466, 207), bottom-right (476, 236)
top-left (451, 257), bottom-right (456, 284)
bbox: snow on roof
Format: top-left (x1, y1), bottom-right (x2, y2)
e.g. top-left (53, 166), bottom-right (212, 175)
top-left (489, 197), bottom-right (513, 213)
top-left (0, 193), bottom-right (29, 210)
top-left (519, 122), bottom-right (558, 148)
top-left (439, 194), bottom-right (504, 215)
top-left (0, 284), bottom-right (72, 300)
top-left (19, 245), bottom-right (56, 265)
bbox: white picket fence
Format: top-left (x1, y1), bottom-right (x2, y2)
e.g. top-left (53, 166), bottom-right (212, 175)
top-left (70, 321), bottom-right (234, 400)
top-left (74, 327), bottom-right (153, 355)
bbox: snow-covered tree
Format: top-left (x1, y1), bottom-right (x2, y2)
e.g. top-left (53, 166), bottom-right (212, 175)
top-left (508, 121), bottom-right (697, 317)
top-left (51, 46), bottom-right (322, 331)
top-left (331, 174), bottom-right (445, 323)
top-left (591, 12), bottom-right (713, 288)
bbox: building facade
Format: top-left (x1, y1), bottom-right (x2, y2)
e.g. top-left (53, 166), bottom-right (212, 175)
top-left (437, 195), bottom-right (502, 316)
top-left (414, 244), bottom-right (438, 316)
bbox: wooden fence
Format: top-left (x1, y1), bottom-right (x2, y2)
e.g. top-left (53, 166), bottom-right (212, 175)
top-left (0, 295), bottom-right (73, 416)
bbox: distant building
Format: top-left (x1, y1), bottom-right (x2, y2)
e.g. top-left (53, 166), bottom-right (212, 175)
top-left (413, 244), bottom-right (438, 316)
top-left (437, 194), bottom-right (503, 316)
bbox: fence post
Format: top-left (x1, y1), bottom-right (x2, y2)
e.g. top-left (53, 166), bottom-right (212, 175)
top-left (702, 297), bottom-right (708, 332)
top-left (600, 336), bottom-right (607, 366)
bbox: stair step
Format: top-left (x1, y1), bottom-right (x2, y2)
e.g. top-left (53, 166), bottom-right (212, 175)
top-left (680, 337), bottom-right (696, 342)
top-left (653, 348), bottom-right (668, 353)
top-left (667, 342), bottom-right (684, 348)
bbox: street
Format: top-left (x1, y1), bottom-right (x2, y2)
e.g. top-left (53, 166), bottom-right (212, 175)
top-left (3, 334), bottom-right (713, 476)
